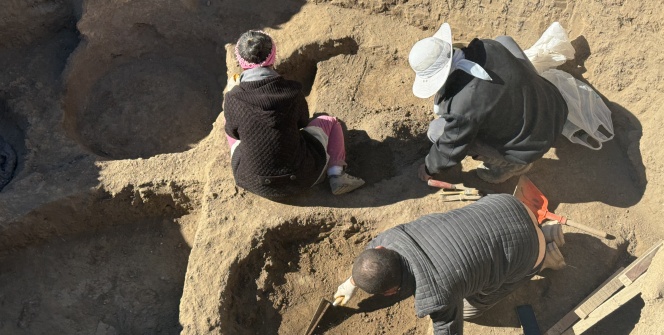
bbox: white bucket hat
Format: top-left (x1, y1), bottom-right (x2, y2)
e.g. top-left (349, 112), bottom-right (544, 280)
top-left (409, 23), bottom-right (454, 99)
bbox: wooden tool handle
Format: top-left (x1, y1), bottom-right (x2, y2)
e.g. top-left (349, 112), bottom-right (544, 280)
top-left (427, 179), bottom-right (455, 189)
top-left (332, 296), bottom-right (344, 306)
top-left (565, 219), bottom-right (609, 239)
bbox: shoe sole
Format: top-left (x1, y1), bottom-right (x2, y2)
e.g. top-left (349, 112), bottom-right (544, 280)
top-left (331, 181), bottom-right (365, 195)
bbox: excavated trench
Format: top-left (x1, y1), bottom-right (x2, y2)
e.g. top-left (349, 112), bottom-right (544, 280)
top-left (2, 1), bottom-right (658, 334)
top-left (62, 8), bottom-right (225, 160)
top-left (0, 186), bottom-right (194, 334)
top-left (276, 37), bottom-right (359, 96)
top-left (220, 216), bottom-right (373, 335)
top-left (68, 55), bottom-right (221, 159)
top-left (218, 218), bottom-right (630, 335)
top-left (63, 48), bottom-right (223, 160)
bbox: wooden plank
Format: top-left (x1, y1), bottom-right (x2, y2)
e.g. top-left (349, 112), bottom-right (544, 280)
top-left (564, 274), bottom-right (647, 335)
top-left (574, 279), bottom-right (622, 318)
top-left (545, 239), bottom-right (663, 335)
top-left (543, 267), bottom-right (623, 335)
top-left (559, 325), bottom-right (578, 334)
top-left (573, 240), bottom-right (661, 318)
top-left (621, 240), bottom-right (663, 281)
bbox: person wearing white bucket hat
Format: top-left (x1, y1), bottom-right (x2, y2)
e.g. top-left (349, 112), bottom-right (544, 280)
top-left (411, 23), bottom-right (568, 183)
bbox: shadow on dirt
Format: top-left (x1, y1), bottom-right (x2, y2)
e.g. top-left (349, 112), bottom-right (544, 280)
top-left (271, 127), bottom-right (439, 208)
top-left (63, 0), bottom-right (309, 160)
top-left (219, 218), bottom-right (332, 335)
top-left (0, 186), bottom-right (192, 334)
top-left (455, 137), bottom-right (644, 210)
top-left (583, 295), bottom-right (644, 335)
top-left (533, 35), bottom-right (645, 209)
top-left (277, 37), bottom-right (360, 96)
top-left (469, 233), bottom-right (632, 332)
top-left (0, 4), bottom-right (80, 192)
top-left (0, 219), bottom-right (191, 335)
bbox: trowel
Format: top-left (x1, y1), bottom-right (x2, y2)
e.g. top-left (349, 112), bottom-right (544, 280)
top-left (304, 297), bottom-right (343, 335)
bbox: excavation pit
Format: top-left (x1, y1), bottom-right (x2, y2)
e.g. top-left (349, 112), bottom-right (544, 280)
top-left (1, 0), bottom-right (662, 334)
top-left (0, 182), bottom-right (195, 334)
top-left (220, 219), bottom-right (628, 335)
top-left (66, 57), bottom-right (221, 160)
top-left (220, 217), bottom-right (385, 335)
top-left (0, 215), bottom-right (192, 334)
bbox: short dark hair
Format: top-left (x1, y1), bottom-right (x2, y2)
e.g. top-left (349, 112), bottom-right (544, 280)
top-left (352, 248), bottom-right (402, 294)
top-left (236, 30), bottom-right (273, 64)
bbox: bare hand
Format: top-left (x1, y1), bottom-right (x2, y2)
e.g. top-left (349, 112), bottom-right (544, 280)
top-left (418, 164), bottom-right (432, 182)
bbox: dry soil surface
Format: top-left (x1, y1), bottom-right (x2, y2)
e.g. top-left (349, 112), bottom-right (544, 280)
top-left (0, 0), bottom-right (663, 334)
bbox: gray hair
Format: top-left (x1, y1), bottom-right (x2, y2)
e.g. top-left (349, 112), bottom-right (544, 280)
top-left (236, 30), bottom-right (273, 64)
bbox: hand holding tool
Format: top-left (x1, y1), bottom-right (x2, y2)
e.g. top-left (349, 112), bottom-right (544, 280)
top-left (333, 277), bottom-right (357, 306)
top-left (541, 221), bottom-right (565, 247)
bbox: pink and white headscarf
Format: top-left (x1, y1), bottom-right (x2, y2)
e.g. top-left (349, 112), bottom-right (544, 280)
top-left (234, 30), bottom-right (277, 70)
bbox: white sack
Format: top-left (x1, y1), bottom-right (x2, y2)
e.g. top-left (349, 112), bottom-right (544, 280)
top-left (526, 22), bottom-right (614, 150)
top-left (541, 69), bottom-right (614, 150)
top-left (524, 22), bottom-right (576, 74)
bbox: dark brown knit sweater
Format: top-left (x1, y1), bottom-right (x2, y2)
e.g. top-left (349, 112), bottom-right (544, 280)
top-left (224, 76), bottom-right (327, 198)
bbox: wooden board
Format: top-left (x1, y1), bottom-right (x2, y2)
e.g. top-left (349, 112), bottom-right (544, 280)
top-left (561, 274), bottom-right (648, 335)
top-left (544, 240), bottom-right (663, 335)
top-left (543, 267), bottom-right (623, 335)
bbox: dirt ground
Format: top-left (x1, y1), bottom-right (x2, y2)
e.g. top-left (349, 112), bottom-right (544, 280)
top-left (1, 0), bottom-right (663, 334)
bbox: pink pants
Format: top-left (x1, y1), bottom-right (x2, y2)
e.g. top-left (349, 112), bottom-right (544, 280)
top-left (225, 115), bottom-right (347, 167)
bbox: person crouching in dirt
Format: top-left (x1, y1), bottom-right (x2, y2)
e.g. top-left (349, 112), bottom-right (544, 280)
top-left (333, 194), bottom-right (566, 335)
top-left (223, 30), bottom-right (365, 198)
top-left (411, 23), bottom-right (568, 184)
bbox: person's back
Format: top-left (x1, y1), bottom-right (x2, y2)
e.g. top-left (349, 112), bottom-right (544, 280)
top-left (225, 75), bottom-right (326, 196)
top-left (438, 38), bottom-right (568, 165)
top-left (411, 24), bottom-right (569, 185)
top-left (367, 194), bottom-right (539, 315)
top-left (223, 30), bottom-right (364, 198)
top-left (334, 192), bottom-right (563, 334)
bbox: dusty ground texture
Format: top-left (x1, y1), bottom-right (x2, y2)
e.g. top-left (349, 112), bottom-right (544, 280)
top-left (0, 0), bottom-right (663, 334)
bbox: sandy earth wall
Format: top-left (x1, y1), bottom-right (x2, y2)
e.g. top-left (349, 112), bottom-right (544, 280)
top-left (0, 0), bottom-right (663, 334)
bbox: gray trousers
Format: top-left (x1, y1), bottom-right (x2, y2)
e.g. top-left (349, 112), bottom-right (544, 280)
top-left (427, 36), bottom-right (535, 167)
